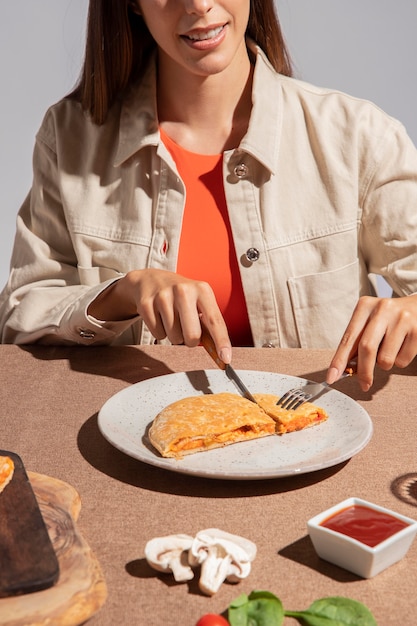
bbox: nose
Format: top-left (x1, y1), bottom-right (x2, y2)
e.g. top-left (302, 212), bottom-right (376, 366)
top-left (183, 0), bottom-right (213, 15)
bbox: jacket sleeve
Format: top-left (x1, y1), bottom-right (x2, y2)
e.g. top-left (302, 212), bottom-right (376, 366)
top-left (0, 122), bottom-right (138, 345)
top-left (359, 115), bottom-right (417, 297)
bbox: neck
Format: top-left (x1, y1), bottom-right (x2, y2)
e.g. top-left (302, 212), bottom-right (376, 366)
top-left (157, 43), bottom-right (253, 153)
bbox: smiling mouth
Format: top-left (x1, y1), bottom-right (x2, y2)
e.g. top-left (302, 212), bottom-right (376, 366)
top-left (183, 25), bottom-right (225, 42)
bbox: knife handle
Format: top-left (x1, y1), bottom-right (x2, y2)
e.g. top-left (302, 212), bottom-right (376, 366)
top-left (200, 325), bottom-right (226, 371)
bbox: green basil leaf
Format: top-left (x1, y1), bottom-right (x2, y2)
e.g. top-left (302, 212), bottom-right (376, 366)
top-left (285, 596), bottom-right (377, 626)
top-left (228, 594), bottom-right (251, 626)
top-left (228, 590), bottom-right (284, 626)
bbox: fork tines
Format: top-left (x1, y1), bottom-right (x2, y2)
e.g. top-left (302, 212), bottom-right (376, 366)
top-left (277, 389), bottom-right (312, 411)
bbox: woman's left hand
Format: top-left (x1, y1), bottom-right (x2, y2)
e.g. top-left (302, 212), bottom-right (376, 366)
top-left (327, 294), bottom-right (417, 391)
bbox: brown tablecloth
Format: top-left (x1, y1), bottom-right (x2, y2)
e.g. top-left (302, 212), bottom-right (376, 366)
top-left (1, 345), bottom-right (416, 625)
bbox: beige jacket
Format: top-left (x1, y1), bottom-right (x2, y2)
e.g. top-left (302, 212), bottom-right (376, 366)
top-left (1, 46), bottom-right (417, 348)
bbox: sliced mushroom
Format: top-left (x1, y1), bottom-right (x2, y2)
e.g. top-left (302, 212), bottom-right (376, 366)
top-left (189, 528), bottom-right (257, 595)
top-left (145, 533), bottom-right (194, 582)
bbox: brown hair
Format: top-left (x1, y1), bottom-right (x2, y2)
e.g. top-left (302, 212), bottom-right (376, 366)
top-left (70, 0), bottom-right (293, 125)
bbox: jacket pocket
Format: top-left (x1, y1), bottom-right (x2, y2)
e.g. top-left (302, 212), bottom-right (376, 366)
top-left (288, 261), bottom-right (359, 349)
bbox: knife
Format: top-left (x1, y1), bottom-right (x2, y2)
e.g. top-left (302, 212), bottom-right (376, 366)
top-left (200, 325), bottom-right (257, 404)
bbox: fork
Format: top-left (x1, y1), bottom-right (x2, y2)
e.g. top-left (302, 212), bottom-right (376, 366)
top-left (276, 362), bottom-right (357, 410)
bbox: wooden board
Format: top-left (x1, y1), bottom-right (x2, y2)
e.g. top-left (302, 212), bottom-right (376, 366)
top-left (0, 471), bottom-right (107, 626)
top-left (0, 451), bottom-right (59, 597)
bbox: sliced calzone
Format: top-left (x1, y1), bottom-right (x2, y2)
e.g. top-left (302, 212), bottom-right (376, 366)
top-left (0, 455), bottom-right (15, 494)
top-left (254, 393), bottom-right (329, 434)
top-left (148, 392), bottom-right (276, 458)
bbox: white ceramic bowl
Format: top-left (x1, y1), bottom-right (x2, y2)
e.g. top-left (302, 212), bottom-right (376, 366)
top-left (307, 497), bottom-right (417, 578)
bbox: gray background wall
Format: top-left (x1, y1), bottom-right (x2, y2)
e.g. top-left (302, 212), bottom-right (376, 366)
top-left (1, 1), bottom-right (416, 292)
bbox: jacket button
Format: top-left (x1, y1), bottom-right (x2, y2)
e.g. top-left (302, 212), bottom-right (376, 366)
top-left (245, 247), bottom-right (260, 262)
top-left (234, 163), bottom-right (249, 179)
top-left (262, 342), bottom-right (276, 348)
top-left (78, 328), bottom-right (96, 339)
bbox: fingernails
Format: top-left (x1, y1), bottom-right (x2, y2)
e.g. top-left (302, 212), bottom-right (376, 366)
top-left (219, 347), bottom-right (232, 364)
top-left (326, 367), bottom-right (340, 385)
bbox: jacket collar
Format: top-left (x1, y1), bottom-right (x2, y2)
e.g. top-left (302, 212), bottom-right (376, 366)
top-left (240, 41), bottom-right (283, 175)
top-left (115, 43), bottom-right (283, 174)
top-left (114, 55), bottom-right (160, 167)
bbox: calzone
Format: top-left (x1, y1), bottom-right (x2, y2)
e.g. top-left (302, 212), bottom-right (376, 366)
top-left (149, 392), bottom-right (328, 458)
top-left (149, 392), bottom-right (276, 458)
top-left (254, 394), bottom-right (329, 434)
top-left (0, 455), bottom-right (14, 494)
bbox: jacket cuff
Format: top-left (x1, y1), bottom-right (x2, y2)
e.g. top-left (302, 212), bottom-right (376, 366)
top-left (60, 279), bottom-right (140, 344)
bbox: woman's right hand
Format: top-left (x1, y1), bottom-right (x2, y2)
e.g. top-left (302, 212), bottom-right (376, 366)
top-left (88, 269), bottom-right (232, 363)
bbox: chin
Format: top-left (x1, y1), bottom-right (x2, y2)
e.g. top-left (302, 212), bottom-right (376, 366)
top-left (188, 55), bottom-right (233, 77)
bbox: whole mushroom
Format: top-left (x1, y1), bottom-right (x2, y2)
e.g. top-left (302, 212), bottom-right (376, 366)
top-left (188, 528), bottom-right (257, 596)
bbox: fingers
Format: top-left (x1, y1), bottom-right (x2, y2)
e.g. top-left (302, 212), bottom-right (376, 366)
top-left (141, 282), bottom-right (202, 345)
top-left (132, 270), bottom-right (232, 358)
top-left (157, 282), bottom-right (201, 345)
top-left (327, 295), bottom-right (417, 391)
top-left (327, 296), bottom-right (386, 390)
top-left (376, 304), bottom-right (417, 369)
top-left (327, 297), bottom-right (372, 389)
top-left (198, 315), bottom-right (232, 365)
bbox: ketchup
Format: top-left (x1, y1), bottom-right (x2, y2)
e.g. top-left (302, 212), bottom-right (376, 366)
top-left (320, 505), bottom-right (409, 547)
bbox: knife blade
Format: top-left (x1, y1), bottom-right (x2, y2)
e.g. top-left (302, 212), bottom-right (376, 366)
top-left (200, 326), bottom-right (257, 404)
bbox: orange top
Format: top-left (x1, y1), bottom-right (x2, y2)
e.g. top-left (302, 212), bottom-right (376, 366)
top-left (160, 128), bottom-right (253, 346)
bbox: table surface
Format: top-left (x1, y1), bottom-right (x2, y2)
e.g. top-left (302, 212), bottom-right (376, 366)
top-left (1, 345), bottom-right (416, 626)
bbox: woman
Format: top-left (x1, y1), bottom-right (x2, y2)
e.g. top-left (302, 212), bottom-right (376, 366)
top-left (1, 0), bottom-right (417, 392)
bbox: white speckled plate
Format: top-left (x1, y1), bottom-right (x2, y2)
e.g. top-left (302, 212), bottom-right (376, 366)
top-left (98, 370), bottom-right (373, 480)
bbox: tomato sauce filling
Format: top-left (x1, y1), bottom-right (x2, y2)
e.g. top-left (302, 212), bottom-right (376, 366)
top-left (320, 504), bottom-right (410, 547)
top-left (172, 424), bottom-right (274, 452)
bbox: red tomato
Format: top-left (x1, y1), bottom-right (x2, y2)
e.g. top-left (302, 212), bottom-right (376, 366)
top-left (195, 614), bottom-right (229, 626)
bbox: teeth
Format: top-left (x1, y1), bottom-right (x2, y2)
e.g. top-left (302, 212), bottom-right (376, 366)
top-left (186, 26), bottom-right (223, 41)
